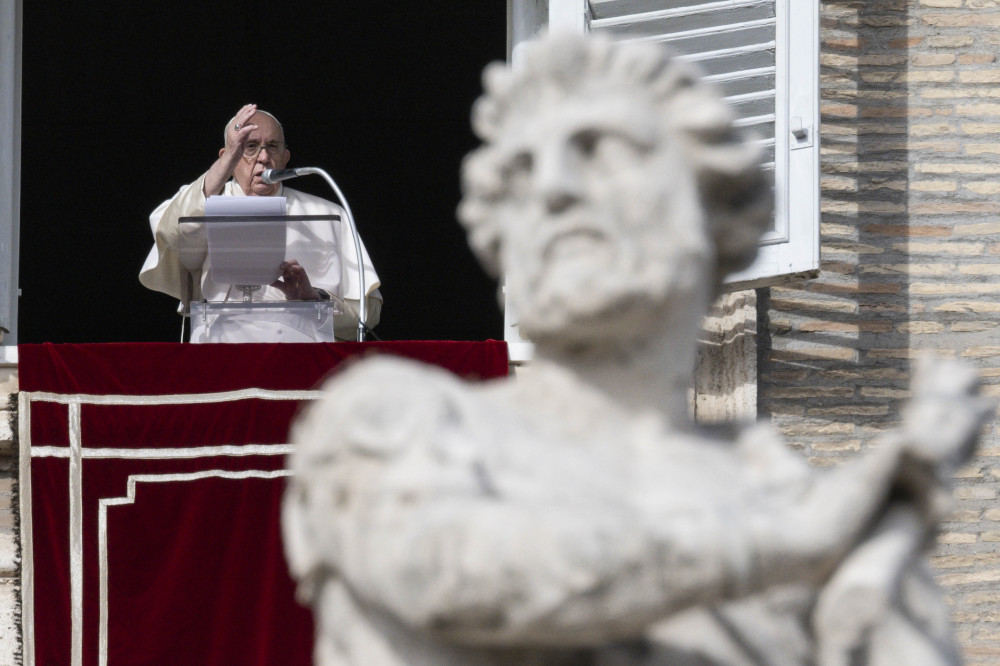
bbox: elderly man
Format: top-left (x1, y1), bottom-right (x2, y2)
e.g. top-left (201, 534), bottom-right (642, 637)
top-left (283, 35), bottom-right (986, 665)
top-left (140, 104), bottom-right (381, 342)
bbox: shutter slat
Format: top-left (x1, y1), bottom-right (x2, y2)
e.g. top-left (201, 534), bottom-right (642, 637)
top-left (631, 19), bottom-right (774, 55)
top-left (704, 65), bottom-right (774, 84)
top-left (675, 41), bottom-right (775, 63)
top-left (675, 41), bottom-right (775, 77)
top-left (591, 0), bottom-right (778, 165)
top-left (732, 113), bottom-right (774, 127)
top-left (591, 0), bottom-right (726, 19)
top-left (705, 66), bottom-right (775, 98)
top-left (727, 97), bottom-right (774, 121)
top-left (590, 0), bottom-right (775, 37)
top-left (725, 89), bottom-right (775, 105)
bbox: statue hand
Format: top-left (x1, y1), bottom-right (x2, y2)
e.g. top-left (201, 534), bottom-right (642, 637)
top-left (901, 357), bottom-right (993, 473)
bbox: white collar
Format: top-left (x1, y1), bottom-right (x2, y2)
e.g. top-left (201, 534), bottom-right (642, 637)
top-left (223, 179), bottom-right (284, 197)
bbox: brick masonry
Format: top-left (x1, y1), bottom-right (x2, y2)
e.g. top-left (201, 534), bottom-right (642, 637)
top-left (758, 1), bottom-right (1000, 661)
top-left (0, 372), bottom-right (17, 666)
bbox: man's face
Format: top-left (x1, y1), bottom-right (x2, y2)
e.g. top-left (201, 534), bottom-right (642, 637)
top-left (490, 89), bottom-right (712, 345)
top-left (232, 112), bottom-right (290, 196)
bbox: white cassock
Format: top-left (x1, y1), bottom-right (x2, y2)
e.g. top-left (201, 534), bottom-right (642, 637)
top-left (140, 174), bottom-right (381, 343)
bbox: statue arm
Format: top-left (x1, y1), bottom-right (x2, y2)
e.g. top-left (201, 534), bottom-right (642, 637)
top-left (810, 358), bottom-right (992, 661)
top-left (284, 358), bottom-right (990, 648)
top-left (322, 486), bottom-right (739, 645)
top-left (288, 419), bottom-right (908, 647)
top-left (317, 440), bottom-right (932, 648)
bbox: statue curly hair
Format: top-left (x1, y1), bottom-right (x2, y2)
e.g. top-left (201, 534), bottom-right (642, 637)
top-left (458, 32), bottom-right (773, 292)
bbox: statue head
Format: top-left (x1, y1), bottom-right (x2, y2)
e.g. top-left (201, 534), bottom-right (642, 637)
top-left (458, 33), bottom-right (771, 349)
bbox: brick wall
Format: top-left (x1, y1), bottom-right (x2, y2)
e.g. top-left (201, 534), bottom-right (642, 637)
top-left (759, 1), bottom-right (1000, 661)
top-left (0, 366), bottom-right (17, 666)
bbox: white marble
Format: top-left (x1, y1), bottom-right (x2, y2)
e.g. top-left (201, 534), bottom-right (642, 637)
top-left (283, 33), bottom-right (991, 665)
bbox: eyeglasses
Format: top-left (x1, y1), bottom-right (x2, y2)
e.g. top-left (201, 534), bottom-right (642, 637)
top-left (243, 141), bottom-right (286, 159)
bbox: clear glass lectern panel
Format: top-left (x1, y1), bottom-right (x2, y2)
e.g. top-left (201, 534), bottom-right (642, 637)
top-left (190, 300), bottom-right (343, 343)
top-left (178, 214), bottom-right (345, 342)
top-left (178, 213), bottom-right (342, 296)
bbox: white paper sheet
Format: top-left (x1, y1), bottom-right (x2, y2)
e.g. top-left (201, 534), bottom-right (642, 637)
top-left (205, 195), bottom-right (287, 217)
top-left (204, 196), bottom-right (288, 286)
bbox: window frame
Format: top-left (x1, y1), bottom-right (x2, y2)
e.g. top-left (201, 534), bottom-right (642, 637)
top-left (0, 0), bottom-right (22, 347)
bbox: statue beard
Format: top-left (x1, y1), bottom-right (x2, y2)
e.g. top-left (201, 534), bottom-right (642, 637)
top-left (496, 165), bottom-right (713, 349)
top-left (505, 229), bottom-right (714, 349)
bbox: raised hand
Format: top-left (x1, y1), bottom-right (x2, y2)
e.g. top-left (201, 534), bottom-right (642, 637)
top-left (204, 103), bottom-right (260, 197)
top-left (223, 103), bottom-right (259, 162)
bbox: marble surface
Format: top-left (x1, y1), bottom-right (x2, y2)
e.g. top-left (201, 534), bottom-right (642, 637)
top-left (283, 33), bottom-right (991, 665)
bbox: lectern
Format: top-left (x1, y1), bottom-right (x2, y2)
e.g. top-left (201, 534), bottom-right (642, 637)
top-left (179, 213), bottom-right (343, 342)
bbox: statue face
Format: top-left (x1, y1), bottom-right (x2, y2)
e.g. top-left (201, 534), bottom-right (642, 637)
top-left (491, 89), bottom-right (713, 346)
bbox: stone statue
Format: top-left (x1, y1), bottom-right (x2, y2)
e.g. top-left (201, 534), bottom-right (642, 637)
top-left (282, 33), bottom-right (991, 665)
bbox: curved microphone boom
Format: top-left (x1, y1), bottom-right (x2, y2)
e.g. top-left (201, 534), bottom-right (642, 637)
top-left (262, 167), bottom-right (369, 342)
top-left (260, 168), bottom-right (308, 184)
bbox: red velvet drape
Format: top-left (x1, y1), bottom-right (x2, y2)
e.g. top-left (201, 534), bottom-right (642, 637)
top-left (19, 341), bottom-right (508, 665)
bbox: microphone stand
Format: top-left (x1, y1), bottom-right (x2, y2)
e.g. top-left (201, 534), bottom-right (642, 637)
top-left (262, 168), bottom-right (367, 342)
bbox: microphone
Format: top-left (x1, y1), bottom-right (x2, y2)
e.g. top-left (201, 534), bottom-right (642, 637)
top-left (256, 166), bottom-right (370, 341)
top-left (261, 168), bottom-right (308, 184)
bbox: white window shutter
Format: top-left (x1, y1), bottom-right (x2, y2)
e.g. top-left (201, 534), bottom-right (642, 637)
top-left (503, 0), bottom-right (820, 358)
top-left (549, 0), bottom-right (589, 31)
top-left (588, 0), bottom-right (820, 288)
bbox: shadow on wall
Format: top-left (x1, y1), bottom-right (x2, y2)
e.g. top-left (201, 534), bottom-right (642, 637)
top-left (759, 0), bottom-right (912, 455)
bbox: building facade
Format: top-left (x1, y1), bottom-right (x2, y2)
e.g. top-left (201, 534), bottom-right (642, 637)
top-left (3, 0), bottom-right (1000, 663)
top-left (759, 2), bottom-right (1000, 661)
